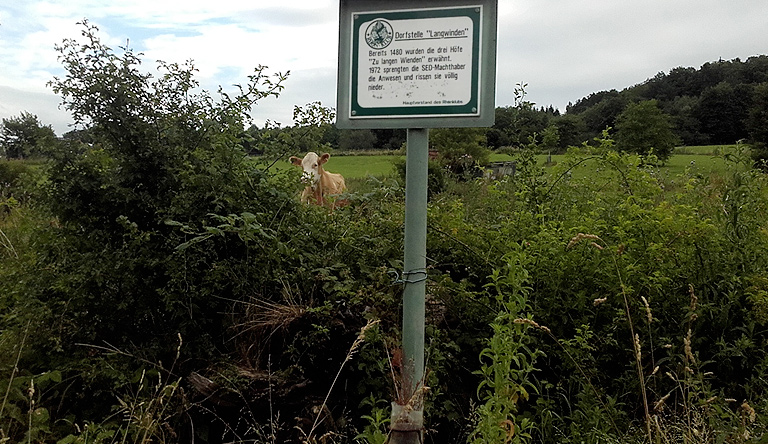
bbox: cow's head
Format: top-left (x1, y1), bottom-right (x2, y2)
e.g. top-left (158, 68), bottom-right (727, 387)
top-left (289, 152), bottom-right (330, 186)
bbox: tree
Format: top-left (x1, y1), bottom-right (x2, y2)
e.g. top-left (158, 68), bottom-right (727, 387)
top-left (0, 111), bottom-right (57, 158)
top-left (489, 83), bottom-right (551, 149)
top-left (552, 113), bottom-right (587, 151)
top-left (255, 101), bottom-right (335, 160)
top-left (695, 82), bottom-right (752, 144)
top-left (581, 93), bottom-right (629, 137)
top-left (538, 124), bottom-right (560, 153)
top-left (431, 127), bottom-right (489, 162)
top-left (371, 128), bottom-right (406, 150)
top-left (485, 127), bottom-right (511, 149)
top-left (747, 82), bottom-right (768, 170)
top-left (615, 100), bottom-right (678, 161)
top-left (492, 105), bottom-right (550, 148)
top-left (665, 95), bottom-right (706, 146)
top-left (40, 18), bottom-right (290, 384)
top-left (566, 90), bottom-right (619, 114)
top-left (338, 128), bottom-right (376, 151)
top-left (48, 20), bottom-right (288, 229)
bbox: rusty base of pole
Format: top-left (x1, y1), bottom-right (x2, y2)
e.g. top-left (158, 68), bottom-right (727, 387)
top-left (387, 429), bottom-right (424, 444)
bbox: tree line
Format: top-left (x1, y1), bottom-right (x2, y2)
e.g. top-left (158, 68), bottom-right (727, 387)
top-left (563, 56), bottom-right (768, 158)
top-left (3, 54), bottom-right (768, 164)
top-left (250, 55), bottom-right (768, 165)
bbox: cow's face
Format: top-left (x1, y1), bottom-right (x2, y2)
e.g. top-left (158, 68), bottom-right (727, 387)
top-left (290, 152), bottom-right (330, 186)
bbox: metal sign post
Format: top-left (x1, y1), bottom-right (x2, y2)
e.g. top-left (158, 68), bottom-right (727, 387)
top-left (386, 127), bottom-right (430, 443)
top-left (337, 1), bottom-right (497, 441)
top-left (402, 127), bottom-right (428, 396)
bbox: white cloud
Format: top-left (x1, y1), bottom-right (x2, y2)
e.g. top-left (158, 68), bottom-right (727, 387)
top-left (141, 21), bottom-right (337, 83)
top-left (496, 0), bottom-right (768, 111)
top-left (0, 85), bottom-right (72, 133)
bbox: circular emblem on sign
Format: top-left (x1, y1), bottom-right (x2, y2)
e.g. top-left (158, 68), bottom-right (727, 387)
top-left (365, 19), bottom-right (393, 49)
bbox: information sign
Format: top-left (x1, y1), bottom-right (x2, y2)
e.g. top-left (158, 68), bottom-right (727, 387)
top-left (337, 0), bottom-right (497, 129)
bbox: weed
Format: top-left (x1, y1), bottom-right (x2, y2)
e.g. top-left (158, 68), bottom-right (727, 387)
top-left (304, 319), bottom-right (380, 443)
top-left (469, 248), bottom-right (543, 444)
top-left (355, 395), bottom-right (390, 444)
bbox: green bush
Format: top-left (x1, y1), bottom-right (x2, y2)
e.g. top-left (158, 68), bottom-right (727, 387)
top-left (394, 157), bottom-right (446, 197)
top-left (0, 159), bottom-right (41, 210)
top-left (0, 159), bottom-right (32, 184)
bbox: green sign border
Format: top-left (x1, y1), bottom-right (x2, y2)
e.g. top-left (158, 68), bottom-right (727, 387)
top-left (350, 7), bottom-right (481, 119)
top-left (336, 0), bottom-right (497, 129)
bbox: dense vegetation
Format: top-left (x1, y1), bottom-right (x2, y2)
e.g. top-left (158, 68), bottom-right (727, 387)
top-left (2, 22), bottom-right (768, 444)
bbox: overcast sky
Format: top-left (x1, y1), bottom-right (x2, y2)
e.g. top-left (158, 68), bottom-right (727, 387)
top-left (1, 0), bottom-right (767, 135)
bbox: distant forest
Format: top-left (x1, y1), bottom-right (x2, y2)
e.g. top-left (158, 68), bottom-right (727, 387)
top-left (3, 56), bottom-right (767, 160)
top-left (561, 55), bottom-right (768, 147)
top-left (264, 55), bottom-right (768, 154)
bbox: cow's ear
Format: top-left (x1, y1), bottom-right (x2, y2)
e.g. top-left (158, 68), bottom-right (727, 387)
top-left (319, 153), bottom-right (331, 165)
top-left (289, 156), bottom-right (302, 166)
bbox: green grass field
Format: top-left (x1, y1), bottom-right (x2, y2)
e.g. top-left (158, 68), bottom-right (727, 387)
top-left (263, 153), bottom-right (399, 179)
top-left (673, 145), bottom-right (741, 155)
top-left (320, 145), bottom-right (744, 181)
top-left (322, 154), bottom-right (399, 178)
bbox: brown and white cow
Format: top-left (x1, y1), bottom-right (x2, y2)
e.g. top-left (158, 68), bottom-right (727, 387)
top-left (289, 152), bottom-right (347, 208)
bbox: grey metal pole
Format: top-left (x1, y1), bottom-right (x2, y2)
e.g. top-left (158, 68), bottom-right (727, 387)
top-left (390, 128), bottom-right (429, 443)
top-left (403, 127), bottom-right (428, 392)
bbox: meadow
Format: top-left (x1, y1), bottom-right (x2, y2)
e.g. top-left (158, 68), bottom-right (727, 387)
top-left (316, 144), bottom-right (744, 181)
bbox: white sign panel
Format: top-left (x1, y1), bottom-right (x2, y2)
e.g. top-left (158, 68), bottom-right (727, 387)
top-left (357, 15), bottom-right (475, 109)
top-left (349, 7), bottom-right (482, 119)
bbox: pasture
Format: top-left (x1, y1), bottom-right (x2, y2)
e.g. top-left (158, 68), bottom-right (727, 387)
top-left (314, 144), bottom-right (743, 180)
